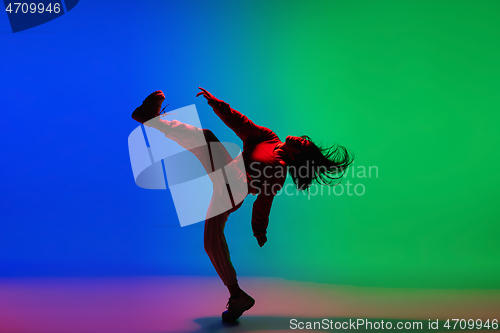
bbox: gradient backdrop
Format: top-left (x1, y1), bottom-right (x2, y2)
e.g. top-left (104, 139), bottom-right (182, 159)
top-left (1, 0), bottom-right (499, 290)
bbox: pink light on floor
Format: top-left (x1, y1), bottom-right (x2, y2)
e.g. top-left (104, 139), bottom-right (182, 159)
top-left (0, 276), bottom-right (498, 333)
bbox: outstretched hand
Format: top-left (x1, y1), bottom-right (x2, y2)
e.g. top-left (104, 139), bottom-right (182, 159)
top-left (256, 235), bottom-right (267, 247)
top-left (196, 87), bottom-right (217, 103)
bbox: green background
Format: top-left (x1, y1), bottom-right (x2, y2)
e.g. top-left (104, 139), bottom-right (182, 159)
top-left (210, 0), bottom-right (500, 289)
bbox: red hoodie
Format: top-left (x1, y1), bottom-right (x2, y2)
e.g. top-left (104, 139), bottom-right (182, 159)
top-left (208, 98), bottom-right (287, 238)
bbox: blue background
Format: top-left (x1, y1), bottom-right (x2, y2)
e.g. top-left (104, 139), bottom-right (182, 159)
top-left (1, 0), bottom-right (224, 277)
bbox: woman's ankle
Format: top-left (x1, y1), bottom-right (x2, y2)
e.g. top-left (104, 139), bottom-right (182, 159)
top-left (227, 282), bottom-right (241, 298)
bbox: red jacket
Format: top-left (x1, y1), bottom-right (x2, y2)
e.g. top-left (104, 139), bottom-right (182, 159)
top-left (208, 99), bottom-right (287, 238)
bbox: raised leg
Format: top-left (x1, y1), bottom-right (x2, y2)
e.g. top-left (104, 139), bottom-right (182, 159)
top-left (147, 118), bottom-right (244, 291)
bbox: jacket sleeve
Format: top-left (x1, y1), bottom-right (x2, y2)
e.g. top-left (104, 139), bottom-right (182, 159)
top-left (251, 193), bottom-right (275, 237)
top-left (208, 99), bottom-right (276, 145)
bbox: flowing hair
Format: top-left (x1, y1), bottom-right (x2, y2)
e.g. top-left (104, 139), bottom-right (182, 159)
top-left (287, 136), bottom-right (354, 191)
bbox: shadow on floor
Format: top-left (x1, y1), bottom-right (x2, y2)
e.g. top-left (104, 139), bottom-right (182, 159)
top-left (171, 317), bottom-right (456, 333)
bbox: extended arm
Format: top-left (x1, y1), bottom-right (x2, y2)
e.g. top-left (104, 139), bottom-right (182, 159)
top-left (251, 193), bottom-right (275, 247)
top-left (197, 87), bottom-right (276, 144)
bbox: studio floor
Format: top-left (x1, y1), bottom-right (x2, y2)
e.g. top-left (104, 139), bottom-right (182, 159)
top-left (0, 276), bottom-right (498, 333)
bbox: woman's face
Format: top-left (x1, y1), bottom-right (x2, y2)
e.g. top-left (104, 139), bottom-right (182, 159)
top-left (285, 136), bottom-right (312, 154)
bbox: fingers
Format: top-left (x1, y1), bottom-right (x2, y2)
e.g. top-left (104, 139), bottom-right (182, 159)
top-left (196, 87), bottom-right (215, 102)
top-left (196, 92), bottom-right (209, 100)
top-left (198, 87), bottom-right (214, 98)
top-left (196, 87), bottom-right (211, 99)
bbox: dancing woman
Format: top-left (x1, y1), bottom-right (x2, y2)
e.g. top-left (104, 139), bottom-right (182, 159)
top-left (131, 87), bottom-right (353, 322)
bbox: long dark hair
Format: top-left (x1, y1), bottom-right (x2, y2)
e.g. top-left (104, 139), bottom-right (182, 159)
top-left (287, 136), bottom-right (354, 191)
